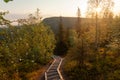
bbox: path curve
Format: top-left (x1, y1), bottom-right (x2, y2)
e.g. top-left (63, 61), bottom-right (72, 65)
top-left (45, 55), bottom-right (64, 80)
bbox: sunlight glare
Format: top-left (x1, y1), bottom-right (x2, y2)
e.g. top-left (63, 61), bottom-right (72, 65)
top-left (96, 7), bottom-right (101, 13)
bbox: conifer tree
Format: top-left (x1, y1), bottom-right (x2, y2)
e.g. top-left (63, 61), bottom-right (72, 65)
top-left (54, 16), bottom-right (68, 55)
top-left (76, 7), bottom-right (85, 68)
top-left (76, 7), bottom-right (81, 35)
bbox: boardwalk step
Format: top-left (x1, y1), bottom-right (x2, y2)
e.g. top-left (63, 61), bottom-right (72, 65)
top-left (47, 75), bottom-right (60, 80)
top-left (47, 72), bottom-right (58, 76)
top-left (47, 71), bottom-right (58, 76)
top-left (53, 63), bottom-right (59, 65)
top-left (51, 65), bottom-right (58, 67)
top-left (48, 69), bottom-right (57, 72)
top-left (45, 55), bottom-right (63, 80)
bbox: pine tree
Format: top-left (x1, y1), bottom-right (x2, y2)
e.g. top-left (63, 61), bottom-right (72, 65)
top-left (76, 7), bottom-right (81, 35)
top-left (54, 16), bottom-right (68, 55)
top-left (76, 7), bottom-right (85, 68)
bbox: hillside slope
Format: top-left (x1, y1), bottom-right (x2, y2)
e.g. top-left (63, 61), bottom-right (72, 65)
top-left (43, 17), bottom-right (93, 34)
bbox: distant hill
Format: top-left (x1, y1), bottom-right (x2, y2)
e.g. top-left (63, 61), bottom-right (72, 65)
top-left (42, 17), bottom-right (94, 34)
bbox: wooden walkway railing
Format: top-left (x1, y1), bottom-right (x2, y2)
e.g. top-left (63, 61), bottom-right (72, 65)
top-left (45, 55), bottom-right (64, 80)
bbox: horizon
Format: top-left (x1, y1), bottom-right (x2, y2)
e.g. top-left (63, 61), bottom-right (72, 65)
top-left (0, 0), bottom-right (120, 20)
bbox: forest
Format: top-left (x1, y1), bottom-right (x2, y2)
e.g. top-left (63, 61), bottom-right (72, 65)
top-left (0, 0), bottom-right (120, 80)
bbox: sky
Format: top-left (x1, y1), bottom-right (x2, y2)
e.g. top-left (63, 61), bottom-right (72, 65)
top-left (0, 0), bottom-right (120, 20)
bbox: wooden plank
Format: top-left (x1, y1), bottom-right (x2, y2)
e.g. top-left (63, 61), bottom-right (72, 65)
top-left (45, 55), bottom-right (64, 80)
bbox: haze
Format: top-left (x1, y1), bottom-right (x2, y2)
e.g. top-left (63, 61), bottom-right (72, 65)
top-left (0, 0), bottom-right (120, 20)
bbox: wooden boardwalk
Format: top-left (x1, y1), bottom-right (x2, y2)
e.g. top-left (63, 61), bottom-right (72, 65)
top-left (45, 55), bottom-right (64, 80)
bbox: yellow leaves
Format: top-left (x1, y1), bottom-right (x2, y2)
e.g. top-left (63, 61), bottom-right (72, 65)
top-left (26, 65), bottom-right (47, 80)
top-left (64, 60), bottom-right (78, 72)
top-left (0, 23), bottom-right (56, 79)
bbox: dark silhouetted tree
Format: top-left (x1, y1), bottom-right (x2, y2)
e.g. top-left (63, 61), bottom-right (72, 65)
top-left (54, 16), bottom-right (68, 55)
